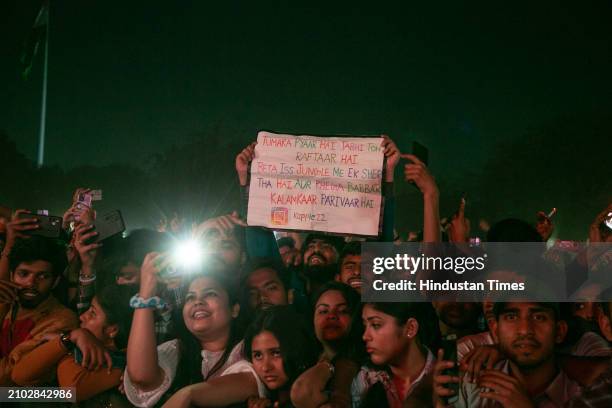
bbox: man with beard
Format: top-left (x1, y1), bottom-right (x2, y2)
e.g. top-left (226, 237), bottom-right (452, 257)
top-left (0, 237), bottom-right (78, 385)
top-left (434, 302), bottom-right (582, 407)
top-left (300, 233), bottom-right (345, 296)
top-left (334, 241), bottom-right (362, 294)
top-left (241, 258), bottom-right (293, 315)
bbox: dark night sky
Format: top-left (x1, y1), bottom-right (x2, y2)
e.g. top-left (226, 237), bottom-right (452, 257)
top-left (1, 0), bottom-right (611, 176)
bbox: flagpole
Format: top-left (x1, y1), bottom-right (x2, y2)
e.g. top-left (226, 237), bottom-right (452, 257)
top-left (37, 3), bottom-right (49, 168)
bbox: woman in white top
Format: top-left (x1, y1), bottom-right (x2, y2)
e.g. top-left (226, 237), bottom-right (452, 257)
top-left (166, 305), bottom-right (319, 407)
top-left (124, 252), bottom-right (257, 407)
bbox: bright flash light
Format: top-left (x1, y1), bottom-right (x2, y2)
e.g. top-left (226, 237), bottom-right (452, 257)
top-left (172, 239), bottom-right (204, 270)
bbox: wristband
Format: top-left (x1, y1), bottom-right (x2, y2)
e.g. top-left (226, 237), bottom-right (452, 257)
top-left (130, 295), bottom-right (167, 310)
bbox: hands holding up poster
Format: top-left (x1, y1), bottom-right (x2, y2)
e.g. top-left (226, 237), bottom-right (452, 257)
top-left (247, 131), bottom-right (385, 236)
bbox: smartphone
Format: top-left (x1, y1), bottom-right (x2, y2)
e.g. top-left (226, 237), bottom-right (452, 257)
top-left (412, 141), bottom-right (429, 166)
top-left (17, 213), bottom-right (62, 238)
top-left (77, 192), bottom-right (93, 208)
top-left (160, 263), bottom-right (182, 281)
top-left (93, 210), bottom-right (125, 242)
top-left (441, 333), bottom-right (459, 403)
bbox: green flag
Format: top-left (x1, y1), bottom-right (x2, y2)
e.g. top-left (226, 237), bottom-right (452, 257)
top-left (20, 1), bottom-right (49, 80)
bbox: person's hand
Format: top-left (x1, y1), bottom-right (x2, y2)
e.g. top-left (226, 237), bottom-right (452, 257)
top-left (0, 280), bottom-right (19, 304)
top-left (247, 396), bottom-right (274, 408)
top-left (117, 372), bottom-right (125, 394)
top-left (139, 252), bottom-right (170, 299)
top-left (169, 213), bottom-right (184, 233)
top-left (401, 154), bottom-right (438, 198)
top-left (68, 188), bottom-right (94, 225)
top-left (69, 328), bottom-right (113, 372)
top-left (236, 142), bottom-right (257, 186)
top-left (478, 367), bottom-right (535, 408)
top-left (74, 223), bottom-right (102, 272)
top-left (432, 349), bottom-right (461, 408)
top-left (281, 247), bottom-right (302, 267)
top-left (535, 211), bottom-right (554, 242)
top-left (460, 344), bottom-right (503, 383)
top-left (448, 198), bottom-right (470, 243)
top-left (381, 135), bottom-right (400, 182)
top-left (63, 202), bottom-right (96, 229)
top-left (42, 332), bottom-right (61, 342)
top-left (63, 206), bottom-right (76, 229)
top-left (589, 203), bottom-right (612, 243)
top-left (71, 188), bottom-right (92, 204)
top-left (194, 211), bottom-right (247, 240)
top-left (4, 210), bottom-right (39, 253)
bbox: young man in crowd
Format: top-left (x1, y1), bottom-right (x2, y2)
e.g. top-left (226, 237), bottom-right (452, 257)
top-left (434, 301), bottom-right (581, 407)
top-left (0, 236), bottom-right (78, 385)
top-left (334, 241), bottom-right (362, 294)
top-left (300, 232), bottom-right (345, 295)
top-left (241, 257), bottom-right (293, 315)
top-left (566, 289), bottom-right (612, 407)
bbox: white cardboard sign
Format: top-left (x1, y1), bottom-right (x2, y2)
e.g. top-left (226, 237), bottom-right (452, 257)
top-left (247, 131), bottom-right (384, 236)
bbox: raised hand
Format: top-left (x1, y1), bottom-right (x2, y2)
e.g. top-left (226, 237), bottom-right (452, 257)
top-left (139, 252), bottom-right (170, 299)
top-left (381, 135), bottom-right (400, 182)
top-left (401, 153), bottom-right (438, 197)
top-left (4, 210), bottom-right (39, 252)
top-left (73, 223), bottom-right (102, 273)
top-left (236, 142), bottom-right (257, 186)
top-left (448, 197), bottom-right (470, 243)
top-left (194, 211), bottom-right (247, 240)
top-left (535, 211), bottom-right (554, 241)
top-left (589, 203), bottom-right (612, 243)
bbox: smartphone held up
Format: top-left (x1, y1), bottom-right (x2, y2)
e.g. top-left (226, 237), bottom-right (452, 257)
top-left (17, 212), bottom-right (62, 239)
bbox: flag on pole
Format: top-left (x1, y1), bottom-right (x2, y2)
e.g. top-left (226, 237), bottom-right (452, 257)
top-left (20, 1), bottom-right (49, 80)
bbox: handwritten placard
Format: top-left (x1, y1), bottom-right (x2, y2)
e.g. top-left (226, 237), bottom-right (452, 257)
top-left (247, 131), bottom-right (384, 236)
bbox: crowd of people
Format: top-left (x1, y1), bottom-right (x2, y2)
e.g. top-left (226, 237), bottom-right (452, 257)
top-left (0, 136), bottom-right (611, 407)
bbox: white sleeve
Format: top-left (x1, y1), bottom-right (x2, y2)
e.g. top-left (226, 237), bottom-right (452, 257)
top-left (221, 359), bottom-right (267, 398)
top-left (124, 339), bottom-right (180, 408)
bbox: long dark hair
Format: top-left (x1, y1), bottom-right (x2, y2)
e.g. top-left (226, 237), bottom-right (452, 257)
top-left (171, 269), bottom-right (243, 391)
top-left (244, 306), bottom-right (319, 390)
top-left (310, 281), bottom-right (365, 361)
